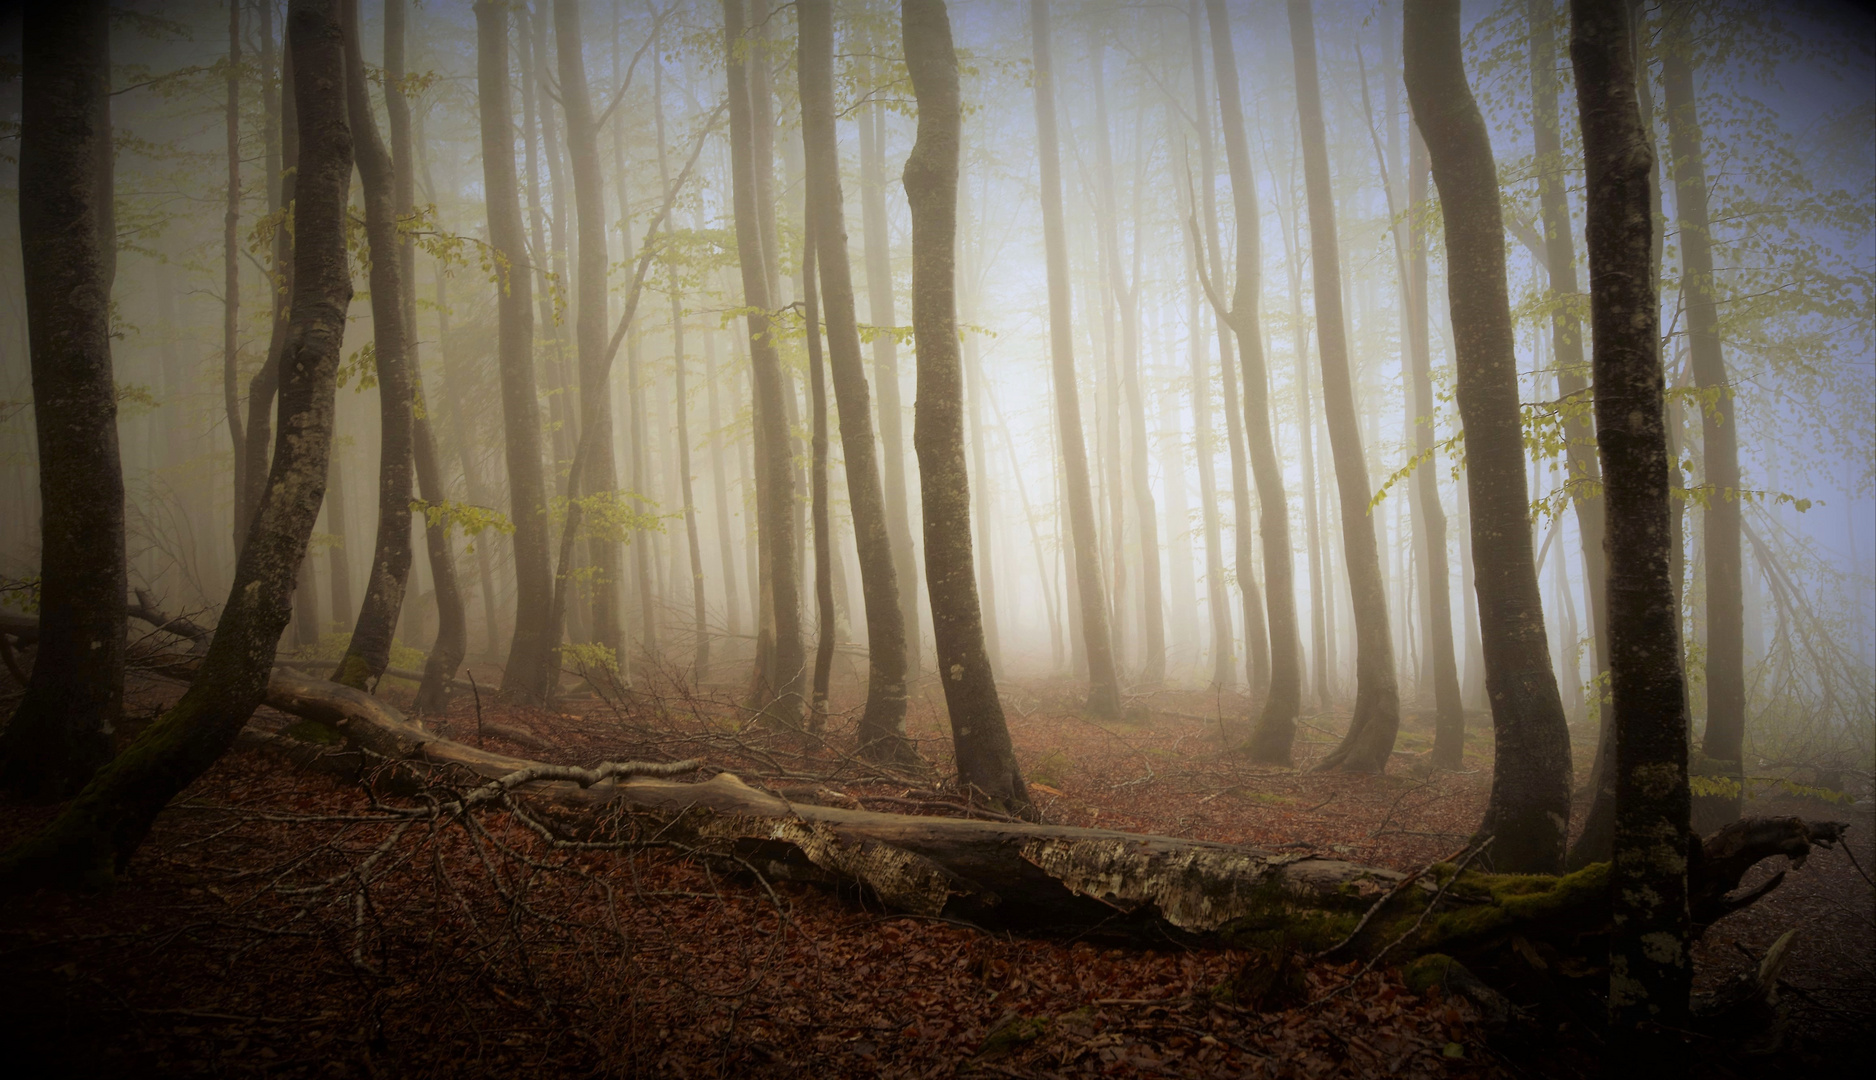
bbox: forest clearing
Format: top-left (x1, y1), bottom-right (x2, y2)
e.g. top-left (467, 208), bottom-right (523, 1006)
top-left (0, 0), bottom-right (1871, 1075)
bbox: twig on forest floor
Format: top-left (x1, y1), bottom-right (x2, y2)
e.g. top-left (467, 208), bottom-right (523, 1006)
top-left (1315, 840), bottom-right (1470, 961)
top-left (1312, 837), bottom-right (1496, 1009)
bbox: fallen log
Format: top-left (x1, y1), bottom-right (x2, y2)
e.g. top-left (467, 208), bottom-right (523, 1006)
top-left (251, 669), bottom-right (1848, 957)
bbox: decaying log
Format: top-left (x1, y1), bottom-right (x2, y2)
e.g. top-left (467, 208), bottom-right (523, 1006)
top-left (246, 669), bottom-right (1849, 956)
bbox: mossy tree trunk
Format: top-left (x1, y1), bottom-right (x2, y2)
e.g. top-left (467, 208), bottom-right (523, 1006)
top-left (331, 0), bottom-right (416, 693)
top-left (798, 0), bottom-right (913, 763)
top-left (0, 0), bottom-right (354, 887)
top-left (0, 0), bottom-right (123, 801)
top-left (1405, 0), bottom-right (1574, 874)
top-left (902, 0), bottom-right (1032, 816)
top-left (1571, 0), bottom-right (1695, 1030)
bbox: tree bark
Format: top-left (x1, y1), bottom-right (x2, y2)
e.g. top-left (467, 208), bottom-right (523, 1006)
top-left (1408, 0), bottom-right (1574, 873)
top-left (0, 0), bottom-right (354, 887)
top-left (726, 0), bottom-right (805, 723)
top-left (1661, 14), bottom-right (1744, 822)
top-left (858, 66), bottom-right (923, 683)
top-left (1405, 129), bottom-right (1466, 770)
top-left (903, 0), bottom-right (1033, 816)
top-left (1571, 0), bottom-right (1694, 1029)
top-left (804, 201), bottom-right (836, 726)
top-left (1206, 0), bottom-right (1302, 762)
top-left (798, 0), bottom-right (913, 762)
top-left (331, 0), bottom-right (417, 693)
top-left (1289, 0), bottom-right (1400, 773)
top-left (0, 0), bottom-right (123, 801)
top-left (1031, 0), bottom-right (1122, 722)
top-left (242, 0), bottom-right (291, 543)
top-left (386, 0), bottom-right (467, 714)
top-left (475, 0), bottom-right (557, 704)
top-left (224, 0), bottom-right (247, 557)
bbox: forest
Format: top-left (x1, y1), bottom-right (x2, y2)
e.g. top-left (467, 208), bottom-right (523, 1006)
top-left (0, 0), bottom-right (1871, 1075)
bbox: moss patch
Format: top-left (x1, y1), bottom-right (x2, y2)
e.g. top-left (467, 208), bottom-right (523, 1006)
top-left (282, 719), bottom-right (343, 745)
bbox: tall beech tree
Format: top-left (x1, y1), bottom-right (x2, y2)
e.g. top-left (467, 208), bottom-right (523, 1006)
top-left (554, 0), bottom-right (625, 667)
top-left (1406, 0), bottom-right (1574, 874)
top-left (331, 0), bottom-right (416, 692)
top-left (799, 0), bottom-right (913, 763)
top-left (477, 0), bottom-right (557, 704)
top-left (1572, 0), bottom-right (1695, 1028)
top-left (0, 0), bottom-right (355, 885)
top-left (243, 0), bottom-right (293, 548)
top-left (726, 0), bottom-right (805, 722)
top-left (1662, 12), bottom-right (1745, 819)
top-left (903, 0), bottom-right (1033, 814)
top-left (0, 0), bottom-right (123, 800)
top-left (803, 199), bottom-right (837, 724)
top-left (1289, 0), bottom-right (1400, 773)
top-left (1204, 0), bottom-right (1302, 761)
top-left (1031, 0), bottom-right (1122, 722)
top-left (223, 1), bottom-right (246, 554)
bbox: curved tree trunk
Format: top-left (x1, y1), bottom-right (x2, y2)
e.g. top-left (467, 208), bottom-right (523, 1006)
top-left (331, 0), bottom-right (417, 693)
top-left (476, 0), bottom-right (557, 704)
top-left (0, 0), bottom-right (123, 801)
top-left (241, 0), bottom-right (290, 544)
top-left (0, 0), bottom-right (354, 887)
top-left (1571, 0), bottom-right (1695, 1029)
top-left (903, 0), bottom-right (1033, 816)
top-left (725, 0), bottom-right (805, 723)
top-left (1405, 0), bottom-right (1574, 874)
top-left (798, 0), bottom-right (913, 763)
top-left (1290, 0), bottom-right (1400, 773)
top-left (1030, 1), bottom-right (1122, 721)
top-left (1206, 0), bottom-right (1302, 762)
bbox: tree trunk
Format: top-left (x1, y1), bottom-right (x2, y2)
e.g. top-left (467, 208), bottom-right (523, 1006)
top-left (0, 0), bottom-right (354, 887)
top-left (1207, 0), bottom-right (1302, 762)
top-left (476, 0), bottom-right (557, 704)
top-left (552, 0), bottom-right (625, 672)
top-left (799, 0), bottom-right (913, 762)
top-left (1406, 129), bottom-right (1465, 769)
top-left (380, 0), bottom-right (466, 714)
top-left (1406, 0), bottom-right (1574, 874)
top-left (858, 72), bottom-right (923, 683)
top-left (702, 299), bottom-right (743, 643)
top-left (903, 0), bottom-right (1032, 816)
top-left (959, 175), bottom-right (1002, 669)
top-left (0, 0), bottom-right (123, 801)
top-left (223, 0), bottom-right (247, 557)
top-left (1289, 0), bottom-right (1399, 773)
top-left (1530, 0), bottom-right (1612, 695)
top-left (331, 0), bottom-right (417, 693)
top-left (325, 449), bottom-right (353, 632)
top-left (804, 202), bottom-right (836, 726)
top-left (1662, 16), bottom-right (1744, 826)
top-left (1031, 0), bottom-right (1121, 722)
top-left (1571, 0), bottom-right (1694, 1029)
top-left (650, 54), bottom-right (710, 680)
top-left (241, 0), bottom-right (290, 543)
top-left (726, 0), bottom-right (805, 722)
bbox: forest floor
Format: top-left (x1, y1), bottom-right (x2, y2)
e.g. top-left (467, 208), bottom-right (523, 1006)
top-left (1, 661), bottom-right (1870, 1078)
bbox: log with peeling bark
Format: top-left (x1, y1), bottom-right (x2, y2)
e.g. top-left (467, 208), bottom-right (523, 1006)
top-left (246, 668), bottom-right (1847, 960)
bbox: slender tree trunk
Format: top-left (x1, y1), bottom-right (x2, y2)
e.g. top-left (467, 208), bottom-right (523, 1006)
top-left (799, 0), bottom-right (912, 761)
top-left (1177, 128), bottom-right (1232, 692)
top-left (242, 0), bottom-right (290, 541)
top-left (1405, 0), bottom-right (1574, 873)
top-left (0, 0), bottom-right (123, 800)
top-left (1290, 0), bottom-right (1399, 773)
top-left (0, 0), bottom-right (353, 886)
top-left (224, 0), bottom-right (247, 557)
top-left (1530, 0), bottom-right (1612, 695)
top-left (1572, 0), bottom-right (1694, 1029)
top-left (1406, 129), bottom-right (1465, 769)
top-left (1206, 0), bottom-right (1301, 761)
top-left (331, 0), bottom-right (416, 692)
top-left (552, 0), bottom-right (624, 670)
top-left (384, 0), bottom-right (466, 713)
top-left (1031, 0), bottom-right (1121, 721)
top-left (904, 0), bottom-right (1032, 815)
top-left (325, 448), bottom-right (353, 630)
top-left (1662, 16), bottom-right (1743, 817)
top-left (804, 200), bottom-right (836, 726)
top-left (702, 301), bottom-right (743, 642)
top-left (959, 176), bottom-right (1002, 668)
top-left (726, 0), bottom-right (805, 721)
top-left (477, 0), bottom-right (557, 704)
top-left (859, 77), bottom-right (923, 682)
